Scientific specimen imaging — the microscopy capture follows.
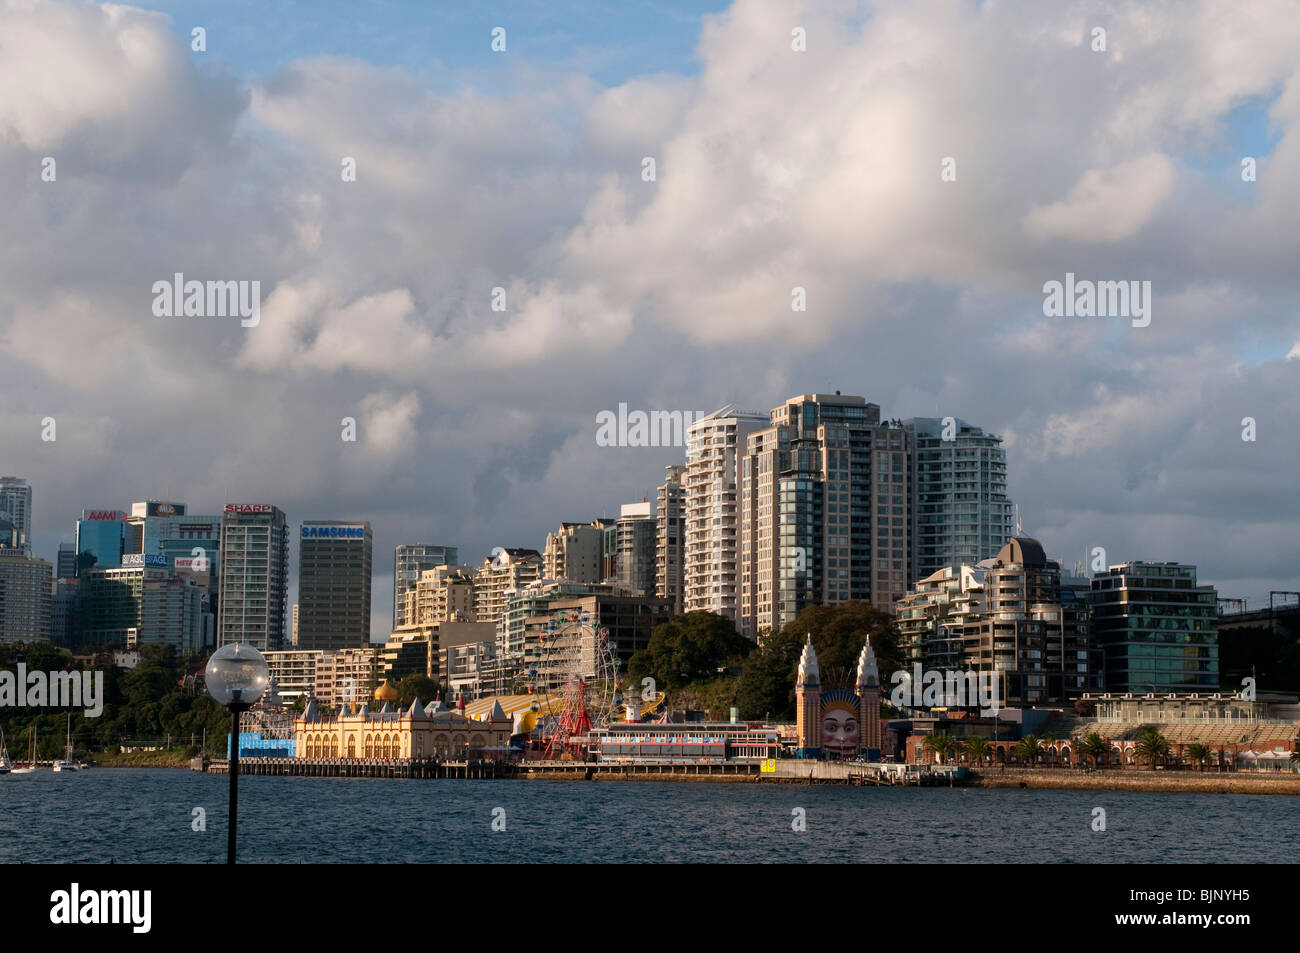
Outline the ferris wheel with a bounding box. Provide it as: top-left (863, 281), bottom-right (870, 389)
top-left (522, 608), bottom-right (623, 757)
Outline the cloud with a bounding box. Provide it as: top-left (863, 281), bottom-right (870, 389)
top-left (4, 0), bottom-right (1300, 634)
top-left (1022, 154), bottom-right (1177, 243)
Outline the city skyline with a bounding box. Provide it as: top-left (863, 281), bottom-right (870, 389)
top-left (3, 377), bottom-right (1288, 645)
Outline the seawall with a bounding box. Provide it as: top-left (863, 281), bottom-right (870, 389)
top-left (971, 768), bottom-right (1300, 795)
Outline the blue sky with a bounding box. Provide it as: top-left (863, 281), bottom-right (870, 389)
top-left (137, 0), bottom-right (731, 87)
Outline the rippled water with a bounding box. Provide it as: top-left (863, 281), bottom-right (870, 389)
top-left (1, 768), bottom-right (1293, 863)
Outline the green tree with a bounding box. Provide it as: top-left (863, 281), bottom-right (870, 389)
top-left (1078, 732), bottom-right (1109, 769)
top-left (735, 600), bottom-right (898, 721)
top-left (1015, 734), bottom-right (1042, 767)
top-left (1134, 725), bottom-right (1170, 770)
top-left (964, 736), bottom-right (990, 767)
top-left (395, 674), bottom-right (443, 707)
top-left (1185, 742), bottom-right (1210, 772)
top-left (922, 733), bottom-right (953, 765)
top-left (626, 612), bottom-right (751, 692)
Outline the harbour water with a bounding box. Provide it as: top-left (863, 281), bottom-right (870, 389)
top-left (2, 768), bottom-right (1293, 863)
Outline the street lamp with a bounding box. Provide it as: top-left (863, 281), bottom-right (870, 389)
top-left (206, 643), bottom-right (269, 864)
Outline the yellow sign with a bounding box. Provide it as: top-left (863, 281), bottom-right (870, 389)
top-left (760, 759), bottom-right (776, 773)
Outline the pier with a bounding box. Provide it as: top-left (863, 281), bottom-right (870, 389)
top-left (194, 756), bottom-right (967, 785)
top-left (519, 760), bottom-right (759, 780)
top-left (203, 758), bottom-right (509, 779)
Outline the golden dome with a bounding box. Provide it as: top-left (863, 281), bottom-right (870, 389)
top-left (374, 679), bottom-right (399, 702)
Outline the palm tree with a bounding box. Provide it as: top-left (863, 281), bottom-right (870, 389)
top-left (1133, 726), bottom-right (1170, 770)
top-left (922, 733), bottom-right (954, 765)
top-left (965, 736), bottom-right (990, 768)
top-left (1185, 743), bottom-right (1210, 772)
top-left (1043, 732), bottom-right (1058, 766)
top-left (1015, 734), bottom-right (1042, 768)
top-left (1079, 732), bottom-right (1109, 769)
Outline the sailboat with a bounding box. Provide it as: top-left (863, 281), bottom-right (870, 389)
top-left (0, 727), bottom-right (12, 773)
top-left (10, 725), bottom-right (38, 773)
top-left (52, 713), bottom-right (77, 772)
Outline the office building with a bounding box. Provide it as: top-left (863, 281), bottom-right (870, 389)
top-left (127, 502), bottom-right (222, 610)
top-left (50, 578), bottom-right (79, 645)
top-left (615, 501), bottom-right (656, 595)
top-left (599, 520), bottom-right (618, 582)
top-left (138, 574), bottom-right (207, 653)
top-left (56, 542), bottom-right (77, 580)
top-left (393, 544), bottom-right (460, 628)
top-left (1089, 561), bottom-right (1219, 693)
top-left (217, 504), bottom-right (289, 650)
top-left (904, 418), bottom-right (1015, 581)
top-left (655, 465), bottom-right (686, 614)
top-left (0, 551), bottom-right (52, 641)
top-left (684, 405), bottom-right (768, 621)
top-left (0, 477), bottom-right (32, 552)
top-left (77, 557), bottom-right (204, 651)
top-left (548, 592), bottom-right (672, 666)
top-left (738, 393), bottom-right (910, 639)
top-left (74, 509), bottom-right (128, 574)
top-left (297, 521), bottom-right (373, 651)
top-left (0, 515), bottom-right (18, 550)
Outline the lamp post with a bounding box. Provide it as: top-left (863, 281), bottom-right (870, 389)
top-left (206, 643), bottom-right (269, 864)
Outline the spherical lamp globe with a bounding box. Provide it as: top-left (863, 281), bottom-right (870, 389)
top-left (206, 643), bottom-right (270, 708)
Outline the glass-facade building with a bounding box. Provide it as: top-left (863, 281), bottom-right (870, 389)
top-left (74, 512), bottom-right (128, 573)
top-left (218, 505), bottom-right (289, 650)
top-left (0, 477), bottom-right (32, 552)
top-left (904, 417), bottom-right (1015, 581)
top-left (1088, 562), bottom-right (1219, 692)
top-left (615, 502), bottom-right (656, 596)
top-left (739, 394), bottom-right (909, 638)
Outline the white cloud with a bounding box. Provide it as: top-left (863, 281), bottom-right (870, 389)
top-left (1022, 154), bottom-right (1177, 243)
top-left (4, 0), bottom-right (1300, 632)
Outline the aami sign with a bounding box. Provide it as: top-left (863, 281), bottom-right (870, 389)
top-left (83, 510), bottom-right (125, 521)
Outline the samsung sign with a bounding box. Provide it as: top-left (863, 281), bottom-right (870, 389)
top-left (121, 554), bottom-right (169, 568)
top-left (302, 525), bottom-right (367, 539)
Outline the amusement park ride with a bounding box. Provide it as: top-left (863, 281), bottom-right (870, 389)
top-left (521, 608), bottom-right (659, 759)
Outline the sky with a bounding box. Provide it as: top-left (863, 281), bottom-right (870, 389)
top-left (2, 0), bottom-right (1299, 638)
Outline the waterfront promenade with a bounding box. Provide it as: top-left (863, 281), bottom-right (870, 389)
top-left (197, 756), bottom-right (1300, 793)
top-left (199, 757), bottom-right (956, 785)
